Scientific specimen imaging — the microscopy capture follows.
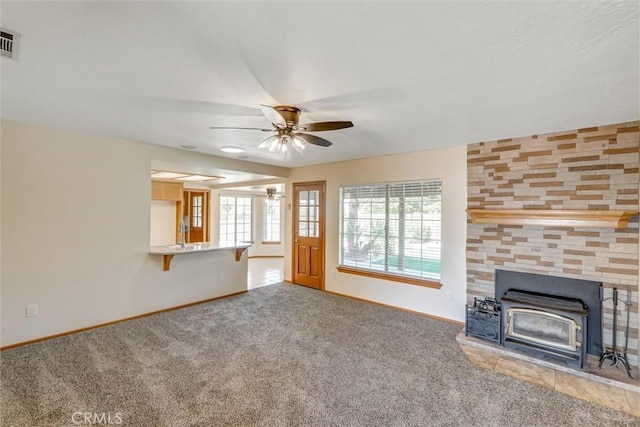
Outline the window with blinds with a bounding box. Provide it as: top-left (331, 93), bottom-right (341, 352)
top-left (339, 179), bottom-right (442, 282)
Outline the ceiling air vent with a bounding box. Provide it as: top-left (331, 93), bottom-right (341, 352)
top-left (1, 30), bottom-right (18, 59)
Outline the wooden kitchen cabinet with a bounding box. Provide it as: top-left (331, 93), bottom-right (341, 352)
top-left (151, 180), bottom-right (183, 201)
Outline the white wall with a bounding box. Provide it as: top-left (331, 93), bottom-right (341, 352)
top-left (150, 200), bottom-right (177, 246)
top-left (0, 120), bottom-right (286, 347)
top-left (249, 196), bottom-right (284, 258)
top-left (210, 189), bottom-right (221, 243)
top-left (285, 145), bottom-right (468, 323)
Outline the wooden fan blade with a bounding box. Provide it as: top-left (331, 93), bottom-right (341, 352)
top-left (298, 121), bottom-right (354, 132)
top-left (210, 126), bottom-right (273, 132)
top-left (260, 105), bottom-right (287, 128)
top-left (295, 133), bottom-right (333, 147)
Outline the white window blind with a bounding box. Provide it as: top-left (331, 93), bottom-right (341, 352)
top-left (339, 179), bottom-right (442, 281)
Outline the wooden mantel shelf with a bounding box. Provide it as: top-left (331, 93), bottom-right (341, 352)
top-left (466, 209), bottom-right (639, 229)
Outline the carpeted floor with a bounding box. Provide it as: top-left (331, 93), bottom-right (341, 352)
top-left (1, 283), bottom-right (639, 426)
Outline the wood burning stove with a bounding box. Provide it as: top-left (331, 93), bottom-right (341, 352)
top-left (494, 270), bottom-right (602, 369)
top-left (501, 290), bottom-right (588, 368)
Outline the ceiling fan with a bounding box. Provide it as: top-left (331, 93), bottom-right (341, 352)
top-left (210, 105), bottom-right (353, 155)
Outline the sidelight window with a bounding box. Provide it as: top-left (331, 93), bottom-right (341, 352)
top-left (192, 195), bottom-right (203, 228)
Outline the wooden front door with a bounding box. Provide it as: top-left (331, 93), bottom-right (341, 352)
top-left (293, 182), bottom-right (325, 290)
top-left (183, 190), bottom-right (209, 243)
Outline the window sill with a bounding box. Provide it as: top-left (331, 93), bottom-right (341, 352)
top-left (336, 266), bottom-right (442, 289)
top-left (261, 241), bottom-right (282, 245)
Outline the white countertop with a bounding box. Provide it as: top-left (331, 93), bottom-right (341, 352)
top-left (149, 241), bottom-right (252, 255)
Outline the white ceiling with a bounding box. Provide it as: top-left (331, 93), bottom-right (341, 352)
top-left (2, 1), bottom-right (638, 170)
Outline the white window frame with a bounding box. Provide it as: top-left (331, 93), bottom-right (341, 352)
top-left (262, 199), bottom-right (281, 243)
top-left (220, 195), bottom-right (252, 243)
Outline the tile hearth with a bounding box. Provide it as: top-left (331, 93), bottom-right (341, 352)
top-left (457, 331), bottom-right (640, 418)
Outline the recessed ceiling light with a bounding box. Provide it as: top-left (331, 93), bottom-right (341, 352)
top-left (220, 146), bottom-right (245, 154)
top-left (180, 145), bottom-right (197, 150)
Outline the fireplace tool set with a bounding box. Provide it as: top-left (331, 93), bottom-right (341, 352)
top-left (599, 288), bottom-right (634, 379)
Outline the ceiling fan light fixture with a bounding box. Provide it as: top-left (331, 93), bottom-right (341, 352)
top-left (261, 134), bottom-right (302, 158)
top-left (265, 187), bottom-right (280, 206)
top-left (258, 135), bottom-right (276, 149)
top-left (232, 104), bottom-right (352, 158)
top-left (279, 140), bottom-right (290, 155)
top-left (267, 137), bottom-right (281, 152)
top-left (292, 136), bottom-right (307, 153)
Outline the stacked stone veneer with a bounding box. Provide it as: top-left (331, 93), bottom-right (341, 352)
top-left (466, 121), bottom-right (639, 366)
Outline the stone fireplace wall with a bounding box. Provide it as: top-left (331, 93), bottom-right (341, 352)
top-left (466, 121), bottom-right (639, 365)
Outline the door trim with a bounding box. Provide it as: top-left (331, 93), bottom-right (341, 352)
top-left (292, 181), bottom-right (326, 290)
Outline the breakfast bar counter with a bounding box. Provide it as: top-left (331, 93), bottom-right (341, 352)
top-left (149, 242), bottom-right (251, 271)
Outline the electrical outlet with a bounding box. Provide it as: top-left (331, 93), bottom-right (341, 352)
top-left (26, 304), bottom-right (38, 318)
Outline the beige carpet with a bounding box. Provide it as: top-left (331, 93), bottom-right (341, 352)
top-left (2, 283), bottom-right (638, 426)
